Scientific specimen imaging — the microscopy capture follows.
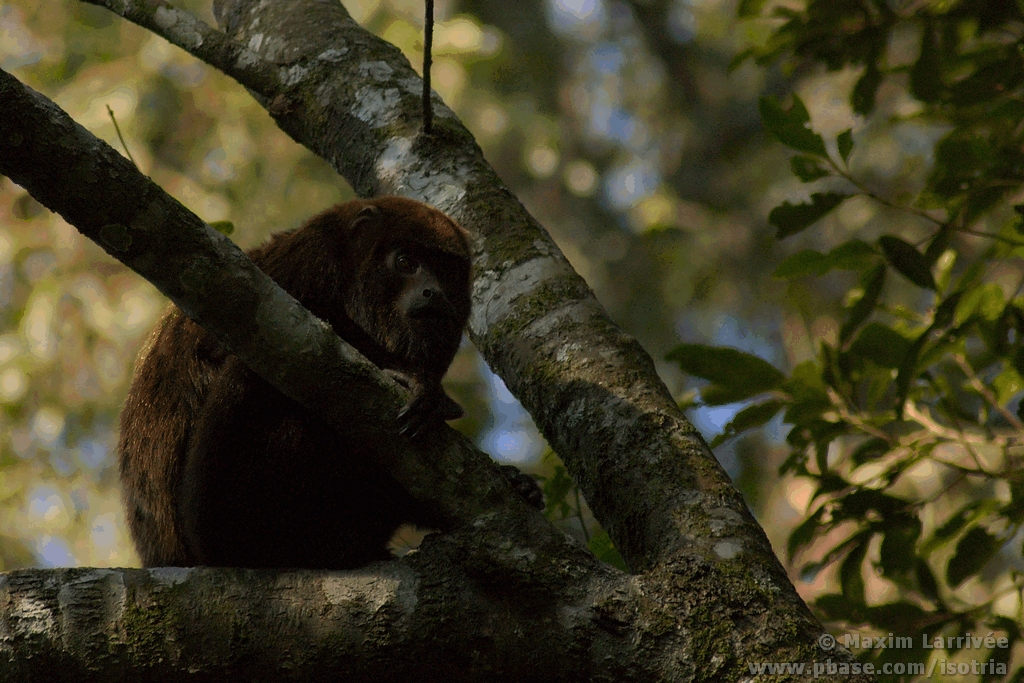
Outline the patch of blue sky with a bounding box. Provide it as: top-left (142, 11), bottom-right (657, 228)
top-left (478, 361), bottom-right (543, 465)
top-left (668, 0), bottom-right (697, 43)
top-left (76, 438), bottom-right (109, 471)
top-left (604, 156), bottom-right (660, 210)
top-left (547, 0), bottom-right (608, 40)
top-left (37, 536), bottom-right (75, 568)
top-left (589, 102), bottom-right (638, 144)
top-left (689, 315), bottom-right (788, 449)
top-left (589, 42), bottom-right (625, 75)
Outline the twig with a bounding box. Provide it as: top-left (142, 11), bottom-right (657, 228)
top-left (826, 157), bottom-right (946, 228)
top-left (825, 387), bottom-right (895, 444)
top-left (106, 105), bottom-right (136, 166)
top-left (574, 486), bottom-right (590, 544)
top-left (952, 353), bottom-right (1024, 430)
top-left (422, 0), bottom-right (434, 134)
top-left (961, 228), bottom-right (1024, 247)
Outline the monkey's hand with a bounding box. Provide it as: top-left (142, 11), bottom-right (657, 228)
top-left (386, 370), bottom-right (463, 437)
top-left (499, 464), bottom-right (545, 510)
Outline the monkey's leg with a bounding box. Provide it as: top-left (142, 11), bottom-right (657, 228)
top-left (179, 358), bottom-right (423, 568)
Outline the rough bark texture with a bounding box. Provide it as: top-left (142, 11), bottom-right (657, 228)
top-left (0, 0), bottom-right (877, 679)
top-left (0, 529), bottom-right (635, 683)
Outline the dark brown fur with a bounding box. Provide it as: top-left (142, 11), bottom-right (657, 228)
top-left (119, 197), bottom-right (475, 568)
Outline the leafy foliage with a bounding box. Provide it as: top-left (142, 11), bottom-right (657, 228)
top-left (672, 2), bottom-right (1024, 679)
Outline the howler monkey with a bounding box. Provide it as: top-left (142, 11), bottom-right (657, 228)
top-left (118, 197), bottom-right (540, 569)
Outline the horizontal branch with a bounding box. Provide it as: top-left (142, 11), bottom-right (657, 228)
top-left (0, 550), bottom-right (632, 682)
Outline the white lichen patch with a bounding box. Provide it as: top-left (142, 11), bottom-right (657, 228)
top-left (359, 60), bottom-right (394, 81)
top-left (398, 77), bottom-right (457, 121)
top-left (149, 566), bottom-right (193, 586)
top-left (470, 256), bottom-right (568, 334)
top-left (237, 50), bottom-right (264, 71)
top-left (373, 138), bottom-right (472, 208)
top-left (714, 539), bottom-right (743, 560)
top-left (519, 298), bottom-right (599, 343)
top-left (315, 81), bottom-right (337, 108)
top-left (317, 47), bottom-right (349, 62)
top-left (321, 565), bottom-right (417, 615)
top-left (248, 33), bottom-right (265, 52)
top-left (282, 64), bottom-right (310, 87)
top-left (59, 569), bottom-right (127, 630)
top-left (154, 7), bottom-right (203, 49)
top-left (557, 603), bottom-right (592, 631)
top-left (352, 86), bottom-right (402, 127)
top-left (252, 288), bottom-right (326, 369)
top-left (556, 342), bottom-right (583, 363)
top-left (12, 596), bottom-right (55, 636)
top-left (153, 6), bottom-right (178, 29)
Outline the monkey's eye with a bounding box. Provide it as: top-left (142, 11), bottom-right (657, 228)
top-left (393, 252), bottom-right (418, 275)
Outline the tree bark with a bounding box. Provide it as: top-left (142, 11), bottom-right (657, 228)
top-left (0, 0), bottom-right (873, 679)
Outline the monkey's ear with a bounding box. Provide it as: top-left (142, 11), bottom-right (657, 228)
top-left (311, 201), bottom-right (380, 237)
top-left (347, 203), bottom-right (380, 230)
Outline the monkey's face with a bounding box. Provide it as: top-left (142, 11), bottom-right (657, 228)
top-left (339, 201), bottom-right (472, 372)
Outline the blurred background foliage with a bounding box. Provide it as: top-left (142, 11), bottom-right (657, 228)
top-left (3, 0), bottom-right (1024, 679)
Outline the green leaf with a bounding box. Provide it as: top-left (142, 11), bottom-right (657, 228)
top-left (851, 437), bottom-right (889, 467)
top-left (710, 400), bottom-right (786, 448)
top-left (769, 192), bottom-right (848, 239)
top-left (932, 291), bottom-right (963, 329)
top-left (840, 263), bottom-right (886, 344)
top-left (895, 331), bottom-right (929, 418)
top-left (879, 514), bottom-right (922, 576)
top-left (837, 129), bottom-right (853, 163)
top-left (878, 235), bottom-right (937, 290)
top-left (863, 602), bottom-right (926, 632)
top-left (759, 96), bottom-right (828, 157)
top-left (852, 64), bottom-right (882, 115)
top-left (208, 220), bottom-right (235, 235)
top-left (814, 594), bottom-right (857, 621)
top-left (950, 56), bottom-right (1024, 105)
top-left (915, 560), bottom-right (939, 602)
top-left (910, 19), bottom-right (942, 103)
top-left (924, 224), bottom-right (955, 265)
top-left (955, 283), bottom-right (1006, 325)
top-left (927, 501), bottom-right (987, 549)
top-left (700, 383), bottom-right (769, 406)
top-left (826, 240), bottom-right (877, 270)
top-left (774, 240), bottom-right (876, 279)
top-left (788, 507), bottom-right (826, 559)
top-left (847, 322), bottom-right (911, 368)
top-left (946, 526), bottom-right (1002, 587)
top-left (666, 344), bottom-right (785, 395)
top-left (790, 155), bottom-right (830, 182)
top-left (727, 48), bottom-right (754, 73)
top-left (737, 0), bottom-right (766, 17)
top-left (774, 250), bottom-right (828, 279)
top-left (840, 536), bottom-right (869, 606)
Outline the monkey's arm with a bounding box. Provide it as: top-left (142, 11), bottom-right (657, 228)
top-left (385, 370), bottom-right (463, 436)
